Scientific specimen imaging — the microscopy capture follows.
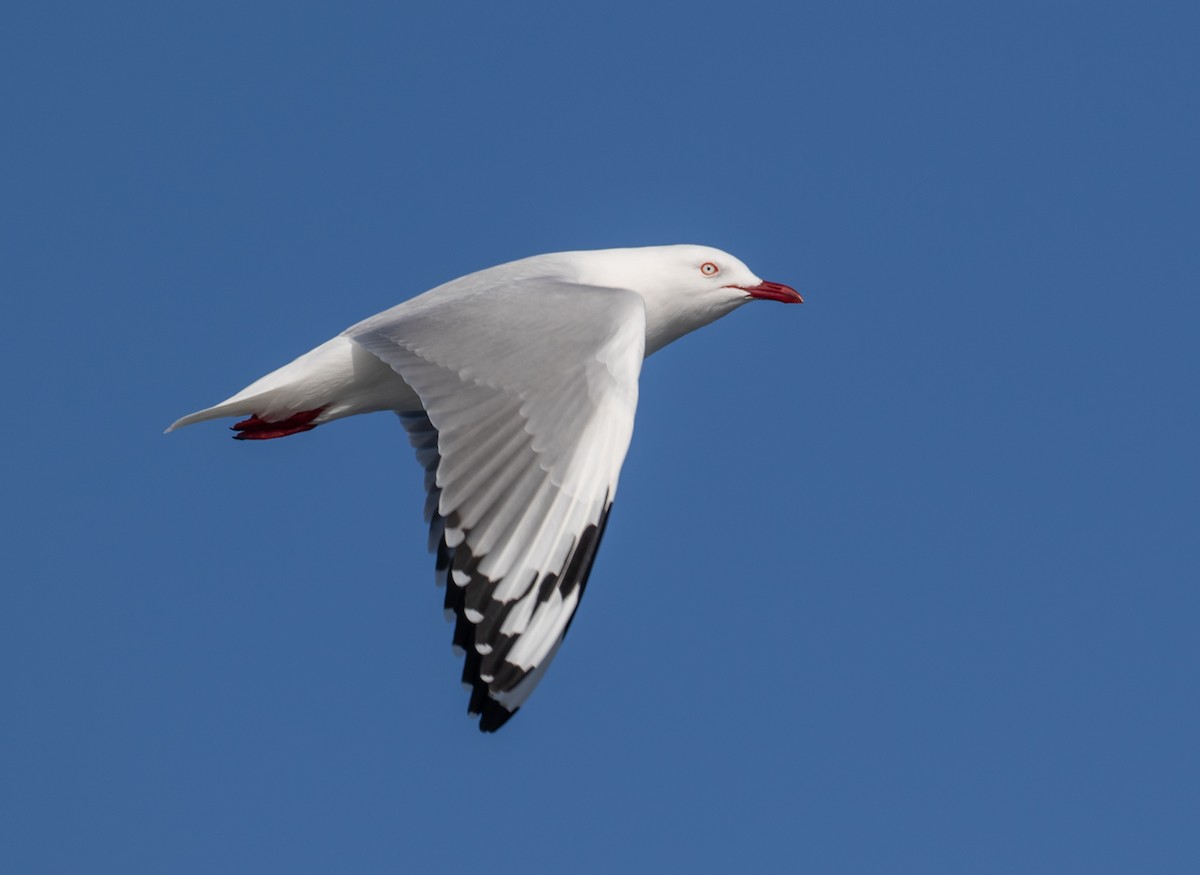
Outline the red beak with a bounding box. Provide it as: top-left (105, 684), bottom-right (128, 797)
top-left (736, 281), bottom-right (804, 304)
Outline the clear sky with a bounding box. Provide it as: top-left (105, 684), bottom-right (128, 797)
top-left (3, 2), bottom-right (1198, 873)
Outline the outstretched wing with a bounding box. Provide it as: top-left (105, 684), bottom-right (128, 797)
top-left (347, 279), bottom-right (645, 731)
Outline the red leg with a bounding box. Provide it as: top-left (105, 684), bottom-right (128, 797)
top-left (231, 407), bottom-right (326, 440)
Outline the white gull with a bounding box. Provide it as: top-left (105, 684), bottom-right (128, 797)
top-left (168, 244), bottom-right (802, 731)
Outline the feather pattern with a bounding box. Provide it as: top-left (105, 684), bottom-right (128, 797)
top-left (350, 278), bottom-right (644, 731)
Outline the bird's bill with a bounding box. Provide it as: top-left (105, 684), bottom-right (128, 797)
top-left (736, 281), bottom-right (804, 304)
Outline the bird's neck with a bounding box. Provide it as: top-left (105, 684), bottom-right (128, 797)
top-left (642, 294), bottom-right (746, 357)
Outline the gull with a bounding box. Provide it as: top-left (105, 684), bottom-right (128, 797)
top-left (168, 244), bottom-right (802, 731)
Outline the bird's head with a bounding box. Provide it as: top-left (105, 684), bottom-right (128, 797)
top-left (566, 244), bottom-right (802, 355)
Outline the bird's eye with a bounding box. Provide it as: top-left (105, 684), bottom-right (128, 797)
top-left (700, 262), bottom-right (719, 276)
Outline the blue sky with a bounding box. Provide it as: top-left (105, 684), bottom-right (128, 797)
top-left (3, 2), bottom-right (1198, 872)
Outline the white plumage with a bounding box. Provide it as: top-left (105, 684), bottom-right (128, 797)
top-left (168, 244), bottom-right (801, 731)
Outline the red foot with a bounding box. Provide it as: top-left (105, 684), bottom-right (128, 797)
top-left (231, 407), bottom-right (326, 440)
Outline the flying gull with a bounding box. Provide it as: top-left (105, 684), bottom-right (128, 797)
top-left (168, 244), bottom-right (803, 731)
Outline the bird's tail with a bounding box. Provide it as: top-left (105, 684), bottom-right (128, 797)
top-left (168, 400), bottom-right (327, 440)
top-left (165, 394), bottom-right (268, 432)
top-left (164, 337), bottom-right (351, 439)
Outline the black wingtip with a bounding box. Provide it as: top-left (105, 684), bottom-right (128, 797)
top-left (478, 701), bottom-right (518, 733)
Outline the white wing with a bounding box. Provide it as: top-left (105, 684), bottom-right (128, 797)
top-left (347, 277), bottom-right (645, 731)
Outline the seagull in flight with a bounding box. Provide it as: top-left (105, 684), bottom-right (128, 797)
top-left (168, 244), bottom-right (802, 731)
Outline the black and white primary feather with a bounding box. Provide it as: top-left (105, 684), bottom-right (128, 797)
top-left (168, 245), bottom-right (802, 731)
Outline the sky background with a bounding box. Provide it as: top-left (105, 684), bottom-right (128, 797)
top-left (3, 2), bottom-right (1198, 872)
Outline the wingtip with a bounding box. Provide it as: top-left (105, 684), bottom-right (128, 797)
top-left (477, 701), bottom-right (518, 733)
